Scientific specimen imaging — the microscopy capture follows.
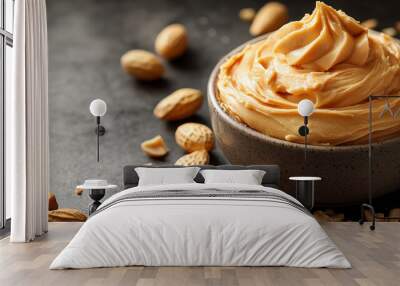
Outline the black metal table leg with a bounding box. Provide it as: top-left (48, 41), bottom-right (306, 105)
top-left (359, 203), bottom-right (376, 231)
top-left (296, 180), bottom-right (315, 211)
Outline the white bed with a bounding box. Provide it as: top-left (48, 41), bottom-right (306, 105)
top-left (50, 181), bottom-right (350, 269)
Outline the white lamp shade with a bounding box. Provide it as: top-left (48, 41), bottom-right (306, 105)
top-left (298, 99), bottom-right (314, 117)
top-left (90, 99), bottom-right (107, 117)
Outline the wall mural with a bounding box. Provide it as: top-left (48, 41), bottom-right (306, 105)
top-left (47, 0), bottom-right (400, 222)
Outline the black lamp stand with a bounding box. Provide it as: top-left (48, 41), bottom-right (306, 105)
top-left (95, 116), bottom-right (106, 162)
top-left (295, 116), bottom-right (318, 210)
top-left (358, 95), bottom-right (400, 230)
top-left (359, 95), bottom-right (376, 230)
top-left (298, 116), bottom-right (310, 164)
top-left (359, 95), bottom-right (400, 230)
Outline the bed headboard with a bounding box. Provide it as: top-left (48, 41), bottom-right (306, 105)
top-left (123, 165), bottom-right (280, 189)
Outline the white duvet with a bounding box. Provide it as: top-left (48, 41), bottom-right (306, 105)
top-left (50, 183), bottom-right (350, 269)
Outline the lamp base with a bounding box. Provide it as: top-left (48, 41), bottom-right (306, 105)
top-left (298, 125), bottom-right (309, 136)
top-left (95, 125), bottom-right (106, 136)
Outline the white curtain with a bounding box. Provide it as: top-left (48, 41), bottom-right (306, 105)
top-left (7, 0), bottom-right (49, 242)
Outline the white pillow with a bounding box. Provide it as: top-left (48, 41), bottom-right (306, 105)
top-left (135, 167), bottom-right (200, 186)
top-left (200, 169), bottom-right (266, 185)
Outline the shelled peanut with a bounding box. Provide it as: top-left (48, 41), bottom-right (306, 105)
top-left (141, 135), bottom-right (169, 158)
top-left (155, 24), bottom-right (188, 60)
top-left (239, 8), bottom-right (256, 22)
top-left (120, 49), bottom-right (164, 80)
top-left (154, 88), bottom-right (203, 121)
top-left (250, 2), bottom-right (288, 36)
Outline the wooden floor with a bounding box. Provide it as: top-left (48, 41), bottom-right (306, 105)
top-left (0, 222), bottom-right (399, 286)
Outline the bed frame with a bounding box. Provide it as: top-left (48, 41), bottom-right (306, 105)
top-left (123, 165), bottom-right (280, 189)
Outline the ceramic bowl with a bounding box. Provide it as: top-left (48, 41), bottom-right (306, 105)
top-left (207, 35), bottom-right (400, 206)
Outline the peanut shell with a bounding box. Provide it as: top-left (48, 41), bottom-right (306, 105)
top-left (155, 24), bottom-right (188, 60)
top-left (175, 150), bottom-right (209, 166)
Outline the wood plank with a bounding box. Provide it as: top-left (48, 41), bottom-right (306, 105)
top-left (0, 222), bottom-right (399, 286)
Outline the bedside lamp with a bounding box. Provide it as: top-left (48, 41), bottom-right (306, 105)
top-left (297, 99), bottom-right (314, 162)
top-left (89, 99), bottom-right (107, 162)
top-left (291, 100), bottom-right (319, 211)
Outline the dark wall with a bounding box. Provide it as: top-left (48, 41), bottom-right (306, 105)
top-left (47, 0), bottom-right (400, 212)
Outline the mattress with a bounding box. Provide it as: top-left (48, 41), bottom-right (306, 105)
top-left (50, 183), bottom-right (350, 269)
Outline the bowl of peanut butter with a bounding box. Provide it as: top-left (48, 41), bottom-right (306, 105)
top-left (208, 1), bottom-right (400, 206)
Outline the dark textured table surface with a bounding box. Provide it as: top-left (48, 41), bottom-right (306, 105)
top-left (47, 0), bottom-right (400, 211)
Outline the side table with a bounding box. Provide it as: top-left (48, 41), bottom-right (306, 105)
top-left (77, 180), bottom-right (117, 215)
top-left (289, 176), bottom-right (321, 210)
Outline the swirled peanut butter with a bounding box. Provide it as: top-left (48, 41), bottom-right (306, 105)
top-left (217, 1), bottom-right (400, 145)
